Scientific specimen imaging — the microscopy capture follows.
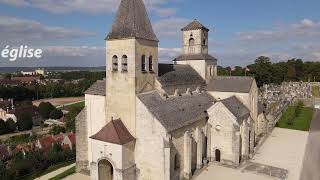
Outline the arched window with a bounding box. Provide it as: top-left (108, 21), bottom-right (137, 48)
top-left (189, 38), bottom-right (195, 54)
top-left (174, 154), bottom-right (180, 170)
top-left (112, 55), bottom-right (118, 72)
top-left (141, 55), bottom-right (147, 72)
top-left (189, 38), bottom-right (195, 46)
top-left (122, 55), bottom-right (128, 72)
top-left (149, 56), bottom-right (153, 72)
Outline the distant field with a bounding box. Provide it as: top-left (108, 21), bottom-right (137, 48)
top-left (33, 97), bottom-right (84, 107)
top-left (277, 106), bottom-right (314, 131)
top-left (312, 86), bottom-right (320, 97)
top-left (60, 101), bottom-right (85, 110)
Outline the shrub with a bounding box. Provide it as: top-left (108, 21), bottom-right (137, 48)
top-left (50, 126), bottom-right (66, 135)
top-left (38, 102), bottom-right (55, 119)
top-left (49, 109), bottom-right (63, 120)
top-left (0, 119), bottom-right (8, 135)
top-left (16, 112), bottom-right (33, 131)
top-left (6, 118), bottom-right (17, 133)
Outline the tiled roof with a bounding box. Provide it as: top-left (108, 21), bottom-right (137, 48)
top-left (207, 76), bottom-right (254, 93)
top-left (157, 64), bottom-right (206, 87)
top-left (221, 96), bottom-right (250, 124)
top-left (181, 20), bottom-right (209, 31)
top-left (106, 0), bottom-right (158, 42)
top-left (174, 54), bottom-right (217, 61)
top-left (85, 80), bottom-right (106, 96)
top-left (68, 133), bottom-right (76, 145)
top-left (90, 119), bottom-right (135, 145)
top-left (138, 91), bottom-right (215, 132)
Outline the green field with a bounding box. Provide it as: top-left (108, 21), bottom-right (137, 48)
top-left (277, 106), bottom-right (314, 131)
top-left (312, 86), bottom-right (320, 97)
top-left (49, 166), bottom-right (76, 180)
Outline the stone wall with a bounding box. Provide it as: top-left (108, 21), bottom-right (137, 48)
top-left (76, 107), bottom-right (89, 173)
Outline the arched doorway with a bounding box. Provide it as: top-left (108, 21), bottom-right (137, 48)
top-left (98, 159), bottom-right (113, 180)
top-left (215, 149), bottom-right (221, 162)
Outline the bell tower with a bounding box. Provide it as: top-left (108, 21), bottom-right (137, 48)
top-left (175, 20), bottom-right (218, 82)
top-left (105, 0), bottom-right (159, 136)
top-left (182, 19), bottom-right (209, 55)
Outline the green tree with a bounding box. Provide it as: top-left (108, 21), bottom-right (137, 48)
top-left (16, 113), bottom-right (33, 131)
top-left (38, 102), bottom-right (55, 119)
top-left (49, 109), bottom-right (63, 120)
top-left (251, 56), bottom-right (273, 87)
top-left (5, 118), bottom-right (17, 133)
top-left (50, 125), bottom-right (66, 135)
top-left (65, 106), bottom-right (83, 132)
top-left (0, 119), bottom-right (8, 135)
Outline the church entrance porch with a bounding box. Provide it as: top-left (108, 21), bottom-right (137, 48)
top-left (98, 159), bottom-right (113, 180)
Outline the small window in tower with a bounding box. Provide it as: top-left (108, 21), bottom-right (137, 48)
top-left (149, 56), bottom-right (153, 72)
top-left (189, 38), bottom-right (195, 46)
top-left (122, 55), bottom-right (128, 72)
top-left (112, 55), bottom-right (118, 72)
top-left (203, 39), bottom-right (206, 45)
top-left (141, 55), bottom-right (147, 72)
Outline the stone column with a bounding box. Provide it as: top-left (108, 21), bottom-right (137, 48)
top-left (90, 162), bottom-right (98, 180)
top-left (250, 128), bottom-right (255, 156)
top-left (184, 131), bottom-right (192, 179)
top-left (164, 147), bottom-right (171, 180)
top-left (241, 121), bottom-right (249, 160)
top-left (196, 127), bottom-right (203, 169)
top-left (206, 125), bottom-right (212, 161)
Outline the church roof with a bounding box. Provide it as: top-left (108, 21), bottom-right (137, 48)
top-left (106, 0), bottom-right (158, 42)
top-left (138, 91), bottom-right (215, 132)
top-left (85, 80), bottom-right (106, 96)
top-left (181, 20), bottom-right (209, 31)
top-left (174, 54), bottom-right (217, 61)
top-left (90, 119), bottom-right (135, 145)
top-left (157, 64), bottom-right (206, 87)
top-left (221, 96), bottom-right (250, 124)
top-left (207, 76), bottom-right (254, 93)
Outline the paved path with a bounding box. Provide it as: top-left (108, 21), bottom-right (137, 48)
top-left (64, 173), bottom-right (90, 180)
top-left (300, 109), bottom-right (320, 180)
top-left (34, 163), bottom-right (75, 180)
top-left (251, 128), bottom-right (308, 180)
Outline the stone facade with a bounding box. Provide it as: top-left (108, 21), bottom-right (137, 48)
top-left (75, 0), bottom-right (262, 179)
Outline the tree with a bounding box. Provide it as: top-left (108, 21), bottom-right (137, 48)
top-left (50, 125), bottom-right (66, 135)
top-left (251, 56), bottom-right (273, 87)
top-left (5, 118), bottom-right (17, 133)
top-left (65, 106), bottom-right (83, 132)
top-left (49, 109), bottom-right (63, 120)
top-left (0, 119), bottom-right (8, 135)
top-left (16, 113), bottom-right (33, 131)
top-left (38, 102), bottom-right (55, 119)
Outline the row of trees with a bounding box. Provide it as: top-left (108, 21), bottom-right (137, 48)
top-left (218, 56), bottom-right (320, 87)
top-left (0, 71), bottom-right (105, 102)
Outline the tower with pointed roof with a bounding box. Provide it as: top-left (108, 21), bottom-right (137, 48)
top-left (105, 0), bottom-right (159, 136)
top-left (174, 20), bottom-right (218, 82)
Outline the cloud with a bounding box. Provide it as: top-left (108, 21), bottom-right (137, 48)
top-left (159, 47), bottom-right (181, 63)
top-left (0, 16), bottom-right (95, 44)
top-left (154, 17), bottom-right (190, 38)
top-left (0, 0), bottom-right (180, 17)
top-left (237, 19), bottom-right (320, 42)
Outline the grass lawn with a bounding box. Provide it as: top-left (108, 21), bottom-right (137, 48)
top-left (277, 106), bottom-right (314, 131)
top-left (312, 86), bottom-right (320, 97)
top-left (49, 166), bottom-right (76, 180)
top-left (59, 101), bottom-right (85, 110)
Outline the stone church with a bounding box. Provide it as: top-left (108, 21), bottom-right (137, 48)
top-left (76, 0), bottom-right (262, 179)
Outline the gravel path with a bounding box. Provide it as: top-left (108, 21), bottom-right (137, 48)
top-left (34, 163), bottom-right (75, 180)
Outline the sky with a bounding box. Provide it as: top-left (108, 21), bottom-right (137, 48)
top-left (0, 0), bottom-right (320, 67)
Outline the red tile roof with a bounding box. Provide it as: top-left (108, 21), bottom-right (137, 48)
top-left (68, 133), bottom-right (76, 145)
top-left (39, 136), bottom-right (55, 150)
top-left (90, 119), bottom-right (135, 145)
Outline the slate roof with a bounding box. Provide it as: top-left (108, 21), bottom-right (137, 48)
top-left (90, 119), bottom-right (135, 145)
top-left (174, 54), bottom-right (217, 61)
top-left (221, 96), bottom-right (250, 124)
top-left (157, 64), bottom-right (206, 87)
top-left (138, 91), bottom-right (215, 132)
top-left (207, 76), bottom-right (254, 93)
top-left (85, 80), bottom-right (106, 96)
top-left (181, 20), bottom-right (209, 31)
top-left (106, 0), bottom-right (158, 42)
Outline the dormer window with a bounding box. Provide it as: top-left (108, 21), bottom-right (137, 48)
top-left (112, 55), bottom-right (118, 72)
top-left (122, 55), bottom-right (128, 72)
top-left (149, 56), bottom-right (153, 72)
top-left (141, 55), bottom-right (147, 72)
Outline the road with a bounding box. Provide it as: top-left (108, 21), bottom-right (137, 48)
top-left (300, 109), bottom-right (320, 180)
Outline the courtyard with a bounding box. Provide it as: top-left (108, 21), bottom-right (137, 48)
top-left (194, 128), bottom-right (308, 180)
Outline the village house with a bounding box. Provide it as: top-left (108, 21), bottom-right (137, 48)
top-left (75, 0), bottom-right (266, 179)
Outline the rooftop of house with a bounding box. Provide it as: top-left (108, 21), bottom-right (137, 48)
top-left (181, 19), bottom-right (210, 31)
top-left (220, 96), bottom-right (250, 124)
top-left (207, 76), bottom-right (254, 93)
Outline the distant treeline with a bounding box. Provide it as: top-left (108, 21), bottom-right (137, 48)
top-left (0, 71), bottom-right (105, 101)
top-left (218, 56), bottom-right (320, 87)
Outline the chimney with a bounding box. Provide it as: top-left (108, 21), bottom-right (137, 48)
top-left (174, 89), bottom-right (181, 97)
